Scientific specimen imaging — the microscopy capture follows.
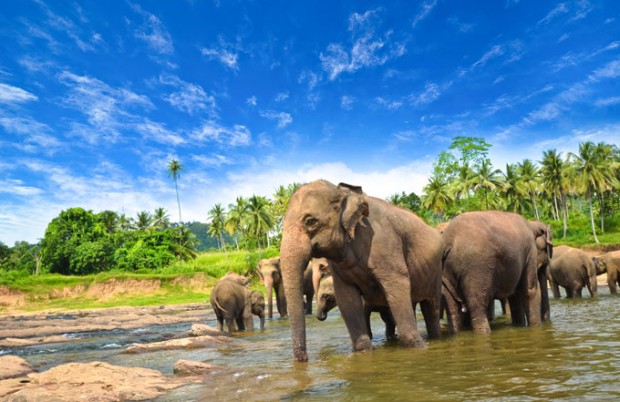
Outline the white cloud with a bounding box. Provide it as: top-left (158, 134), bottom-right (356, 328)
top-left (201, 47), bottom-right (239, 70)
top-left (246, 96), bottom-right (257, 106)
top-left (471, 45), bottom-right (504, 70)
top-left (538, 3), bottom-right (569, 25)
top-left (274, 91), bottom-right (289, 102)
top-left (375, 96), bottom-right (402, 110)
top-left (260, 110), bottom-right (293, 128)
top-left (191, 154), bottom-right (232, 167)
top-left (412, 0), bottom-right (438, 27)
top-left (130, 3), bottom-right (174, 55)
top-left (159, 74), bottom-right (216, 115)
top-left (410, 82), bottom-right (441, 106)
top-left (135, 120), bottom-right (186, 145)
top-left (0, 179), bottom-right (44, 196)
top-left (340, 95), bottom-right (356, 110)
top-left (191, 121), bottom-right (251, 146)
top-left (0, 83), bottom-right (38, 103)
top-left (595, 96), bottom-right (620, 107)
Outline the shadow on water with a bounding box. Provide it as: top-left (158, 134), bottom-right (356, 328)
top-left (4, 288), bottom-right (620, 401)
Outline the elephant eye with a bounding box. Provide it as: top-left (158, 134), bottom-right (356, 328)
top-left (304, 216), bottom-right (319, 228)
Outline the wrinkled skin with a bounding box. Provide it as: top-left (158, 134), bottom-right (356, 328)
top-left (593, 250), bottom-right (620, 294)
top-left (210, 277), bottom-right (265, 332)
top-left (258, 257), bottom-right (287, 319)
top-left (441, 212), bottom-right (553, 335)
top-left (316, 275), bottom-right (396, 340)
top-left (549, 245), bottom-right (598, 298)
top-left (280, 180), bottom-right (443, 362)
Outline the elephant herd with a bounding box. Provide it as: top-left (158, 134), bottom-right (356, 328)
top-left (210, 179), bottom-right (620, 363)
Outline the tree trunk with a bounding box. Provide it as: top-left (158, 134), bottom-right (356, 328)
top-left (588, 188), bottom-right (600, 244)
top-left (561, 191), bottom-right (568, 239)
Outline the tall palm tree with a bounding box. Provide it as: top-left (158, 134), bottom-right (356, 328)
top-left (207, 203), bottom-right (227, 252)
top-left (172, 227), bottom-right (198, 261)
top-left (448, 162), bottom-right (474, 205)
top-left (225, 197), bottom-right (249, 251)
top-left (117, 213), bottom-right (133, 232)
top-left (470, 159), bottom-right (502, 210)
top-left (500, 163), bottom-right (523, 213)
top-left (517, 159), bottom-right (541, 220)
top-left (247, 195), bottom-right (274, 257)
top-left (167, 159), bottom-right (184, 224)
top-left (422, 176), bottom-right (453, 216)
top-left (569, 141), bottom-right (616, 243)
top-left (593, 142), bottom-right (620, 232)
top-left (135, 211), bottom-right (153, 231)
top-left (540, 150), bottom-right (570, 238)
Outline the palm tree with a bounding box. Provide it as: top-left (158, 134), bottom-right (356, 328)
top-left (470, 159), bottom-right (502, 210)
top-left (152, 207), bottom-right (170, 231)
top-left (500, 163), bottom-right (523, 213)
top-left (172, 227), bottom-right (198, 261)
top-left (540, 150), bottom-right (570, 238)
top-left (247, 195), bottom-right (274, 257)
top-left (117, 213), bottom-right (133, 232)
top-left (207, 203), bottom-right (227, 252)
top-left (569, 141), bottom-right (617, 243)
top-left (225, 197), bottom-right (249, 251)
top-left (448, 162), bottom-right (474, 205)
top-left (167, 159), bottom-right (184, 224)
top-left (422, 176), bottom-right (453, 216)
top-left (135, 211), bottom-right (153, 231)
top-left (517, 159), bottom-right (541, 220)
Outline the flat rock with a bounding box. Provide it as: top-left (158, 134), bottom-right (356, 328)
top-left (1, 361), bottom-right (195, 401)
top-left (123, 335), bottom-right (234, 354)
top-left (189, 323), bottom-right (228, 337)
top-left (173, 359), bottom-right (227, 376)
top-left (0, 356), bottom-right (35, 380)
top-left (0, 335), bottom-right (73, 348)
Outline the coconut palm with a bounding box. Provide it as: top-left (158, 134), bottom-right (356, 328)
top-left (247, 195), bottom-right (274, 256)
top-left (207, 203), bottom-right (227, 252)
top-left (172, 226), bottom-right (198, 260)
top-left (135, 211), bottom-right (153, 231)
top-left (540, 150), bottom-right (570, 237)
top-left (517, 159), bottom-right (541, 220)
top-left (422, 176), bottom-right (453, 216)
top-left (167, 159), bottom-right (184, 224)
top-left (152, 207), bottom-right (170, 231)
top-left (470, 159), bottom-right (502, 210)
top-left (225, 197), bottom-right (249, 251)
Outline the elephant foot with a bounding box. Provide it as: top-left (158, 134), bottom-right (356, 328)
top-left (352, 335), bottom-right (372, 352)
top-left (401, 333), bottom-right (427, 349)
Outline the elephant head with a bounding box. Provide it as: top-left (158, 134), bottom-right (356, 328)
top-left (309, 257), bottom-right (331, 303)
top-left (593, 257), bottom-right (607, 275)
top-left (246, 289), bottom-right (266, 330)
top-left (315, 275), bottom-right (336, 321)
top-left (280, 180), bottom-right (368, 362)
top-left (257, 257), bottom-right (285, 319)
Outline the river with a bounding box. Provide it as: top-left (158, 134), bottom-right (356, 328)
top-left (3, 287), bottom-right (620, 401)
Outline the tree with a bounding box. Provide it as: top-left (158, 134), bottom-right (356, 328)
top-left (470, 159), bottom-right (502, 210)
top-left (207, 203), bottom-right (227, 252)
top-left (387, 192), bottom-right (421, 212)
top-left (247, 195), bottom-right (274, 256)
top-left (540, 150), bottom-right (570, 238)
top-left (225, 197), bottom-right (249, 251)
top-left (167, 159), bottom-right (184, 224)
top-left (135, 211), bottom-right (153, 231)
top-left (153, 208), bottom-right (171, 230)
top-left (517, 159), bottom-right (541, 220)
top-left (422, 176), bottom-right (453, 216)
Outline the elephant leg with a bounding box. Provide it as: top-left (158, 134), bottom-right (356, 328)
top-left (215, 316), bottom-right (224, 332)
top-left (565, 287), bottom-right (573, 298)
top-left (574, 287), bottom-right (583, 298)
top-left (551, 280), bottom-right (561, 298)
top-left (332, 274), bottom-right (372, 352)
top-left (442, 293), bottom-right (461, 334)
top-left (461, 286), bottom-right (491, 333)
top-left (364, 306), bottom-right (373, 340)
top-left (508, 294), bottom-right (526, 327)
top-left (419, 299), bottom-right (441, 339)
top-left (487, 300), bottom-right (496, 321)
top-left (380, 310), bottom-right (396, 340)
top-left (226, 318), bottom-right (237, 333)
top-left (609, 274), bottom-right (618, 294)
top-left (382, 279), bottom-right (425, 348)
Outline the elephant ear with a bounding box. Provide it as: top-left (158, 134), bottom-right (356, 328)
top-left (338, 183), bottom-right (369, 240)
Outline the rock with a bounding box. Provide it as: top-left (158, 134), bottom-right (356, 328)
top-left (173, 359), bottom-right (226, 376)
top-left (0, 356), bottom-right (35, 380)
top-left (189, 323), bottom-right (228, 337)
top-left (123, 335), bottom-right (234, 354)
top-left (0, 335), bottom-right (73, 348)
top-left (2, 361), bottom-right (194, 401)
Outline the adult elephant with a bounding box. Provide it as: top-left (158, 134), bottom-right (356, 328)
top-left (280, 180), bottom-right (443, 362)
top-left (441, 211), bottom-right (553, 334)
top-left (257, 257), bottom-right (287, 319)
top-left (593, 250), bottom-right (620, 294)
top-left (548, 245), bottom-right (598, 298)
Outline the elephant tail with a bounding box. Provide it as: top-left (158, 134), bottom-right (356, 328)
top-left (211, 296), bottom-right (230, 315)
top-left (441, 245), bottom-right (468, 313)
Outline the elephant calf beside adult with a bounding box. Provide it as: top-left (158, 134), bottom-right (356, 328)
top-left (593, 250), bottom-right (620, 294)
top-left (280, 180), bottom-right (443, 362)
top-left (210, 275), bottom-right (266, 332)
top-left (548, 245), bottom-right (598, 298)
top-left (441, 211), bottom-right (553, 334)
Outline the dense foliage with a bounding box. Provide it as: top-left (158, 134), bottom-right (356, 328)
top-left (1, 138), bottom-right (618, 278)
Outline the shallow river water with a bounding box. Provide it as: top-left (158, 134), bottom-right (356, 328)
top-left (5, 287), bottom-right (620, 401)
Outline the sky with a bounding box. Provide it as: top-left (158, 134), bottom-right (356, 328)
top-left (1, 0), bottom-right (619, 245)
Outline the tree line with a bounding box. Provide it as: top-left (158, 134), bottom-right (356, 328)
top-left (1, 137), bottom-right (618, 277)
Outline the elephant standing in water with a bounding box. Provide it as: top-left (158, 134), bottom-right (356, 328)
top-left (593, 250), bottom-right (620, 294)
top-left (548, 245), bottom-right (598, 298)
top-left (210, 276), bottom-right (265, 332)
top-left (316, 275), bottom-right (396, 340)
top-left (280, 180), bottom-right (443, 362)
top-left (257, 257), bottom-right (287, 319)
top-left (441, 212), bottom-right (553, 334)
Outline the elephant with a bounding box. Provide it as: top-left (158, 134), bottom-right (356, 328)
top-left (548, 245), bottom-right (598, 298)
top-left (280, 180), bottom-right (443, 362)
top-left (210, 276), bottom-right (265, 332)
top-left (593, 250), bottom-right (620, 294)
top-left (441, 211), bottom-right (553, 335)
top-left (257, 257), bottom-right (287, 319)
top-left (316, 275), bottom-right (396, 340)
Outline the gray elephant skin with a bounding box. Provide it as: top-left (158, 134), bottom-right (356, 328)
top-left (593, 250), bottom-right (620, 294)
top-left (316, 275), bottom-right (396, 340)
top-left (280, 180), bottom-right (443, 362)
top-left (441, 211), bottom-right (553, 334)
top-left (257, 257), bottom-right (287, 319)
top-left (548, 245), bottom-right (598, 298)
top-left (210, 276), bottom-right (265, 332)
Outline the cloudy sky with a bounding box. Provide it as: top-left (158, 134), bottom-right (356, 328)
top-left (1, 0), bottom-right (619, 245)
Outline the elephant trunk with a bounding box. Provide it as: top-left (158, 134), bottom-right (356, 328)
top-left (280, 222), bottom-right (311, 362)
top-left (316, 308), bottom-right (327, 321)
top-left (265, 279), bottom-right (274, 319)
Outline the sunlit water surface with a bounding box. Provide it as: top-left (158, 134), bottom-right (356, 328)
top-left (4, 288), bottom-right (620, 401)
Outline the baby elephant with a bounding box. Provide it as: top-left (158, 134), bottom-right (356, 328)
top-left (315, 275), bottom-right (396, 340)
top-left (549, 245), bottom-right (598, 298)
top-left (593, 250), bottom-right (620, 294)
top-left (210, 275), bottom-right (265, 332)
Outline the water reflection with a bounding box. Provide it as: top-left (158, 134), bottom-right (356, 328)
top-left (4, 287), bottom-right (620, 401)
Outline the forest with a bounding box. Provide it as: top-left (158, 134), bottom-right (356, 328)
top-left (1, 137), bottom-right (618, 279)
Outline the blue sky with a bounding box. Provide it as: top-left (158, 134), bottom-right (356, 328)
top-left (1, 0), bottom-right (619, 245)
